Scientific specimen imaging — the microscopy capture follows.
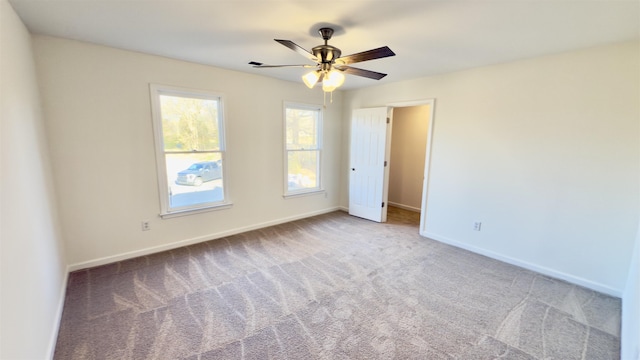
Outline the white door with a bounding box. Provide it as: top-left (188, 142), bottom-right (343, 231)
top-left (349, 107), bottom-right (390, 222)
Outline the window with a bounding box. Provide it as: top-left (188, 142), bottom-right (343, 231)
top-left (284, 102), bottom-right (323, 196)
top-left (150, 84), bottom-right (229, 216)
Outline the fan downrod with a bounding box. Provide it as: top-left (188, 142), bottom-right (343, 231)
top-left (318, 27), bottom-right (334, 43)
top-left (312, 27), bottom-right (341, 64)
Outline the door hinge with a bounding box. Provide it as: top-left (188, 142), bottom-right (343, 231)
top-left (386, 117), bottom-right (390, 124)
top-left (384, 161), bottom-right (387, 167)
top-left (382, 202), bottom-right (385, 208)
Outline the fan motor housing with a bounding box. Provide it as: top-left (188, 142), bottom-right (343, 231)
top-left (312, 45), bottom-right (341, 64)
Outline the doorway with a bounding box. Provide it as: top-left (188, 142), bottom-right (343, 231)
top-left (348, 99), bottom-right (435, 234)
top-left (388, 105), bottom-right (431, 212)
top-left (388, 101), bottom-right (434, 234)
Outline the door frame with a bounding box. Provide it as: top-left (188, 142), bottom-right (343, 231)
top-left (386, 99), bottom-right (436, 236)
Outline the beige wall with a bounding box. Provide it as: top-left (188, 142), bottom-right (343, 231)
top-left (388, 105), bottom-right (430, 211)
top-left (32, 36), bottom-right (343, 267)
top-left (0, 1), bottom-right (67, 358)
top-left (341, 41), bottom-right (639, 295)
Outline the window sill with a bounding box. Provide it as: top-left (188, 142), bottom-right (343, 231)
top-left (160, 202), bottom-right (233, 219)
top-left (283, 189), bottom-right (325, 199)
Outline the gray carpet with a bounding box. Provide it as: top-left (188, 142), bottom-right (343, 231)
top-left (54, 208), bottom-right (621, 359)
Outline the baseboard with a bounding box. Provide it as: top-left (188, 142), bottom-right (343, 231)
top-left (424, 231), bottom-right (623, 298)
top-left (47, 266), bottom-right (69, 359)
top-left (388, 202), bottom-right (421, 212)
top-left (68, 207), bottom-right (343, 271)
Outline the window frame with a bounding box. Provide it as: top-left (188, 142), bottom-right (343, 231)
top-left (283, 101), bottom-right (324, 197)
top-left (150, 84), bottom-right (231, 218)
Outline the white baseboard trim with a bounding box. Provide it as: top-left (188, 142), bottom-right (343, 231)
top-left (68, 207), bottom-right (343, 271)
top-left (47, 266), bottom-right (69, 359)
top-left (424, 231), bottom-right (623, 298)
top-left (388, 202), bottom-right (421, 212)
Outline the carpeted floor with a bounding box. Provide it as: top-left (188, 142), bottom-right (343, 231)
top-left (54, 207), bottom-right (621, 359)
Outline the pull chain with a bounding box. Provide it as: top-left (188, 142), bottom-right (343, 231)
top-left (322, 91), bottom-right (335, 107)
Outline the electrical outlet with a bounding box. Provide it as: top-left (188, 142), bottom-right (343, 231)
top-left (473, 221), bottom-right (482, 231)
top-left (141, 220), bottom-right (150, 231)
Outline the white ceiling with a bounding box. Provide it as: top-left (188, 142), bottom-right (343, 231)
top-left (9, 0), bottom-right (640, 90)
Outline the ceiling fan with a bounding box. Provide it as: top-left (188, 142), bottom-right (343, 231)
top-left (249, 27), bottom-right (395, 92)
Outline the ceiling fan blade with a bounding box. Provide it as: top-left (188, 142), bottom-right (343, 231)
top-left (337, 66), bottom-right (388, 80)
top-left (335, 46), bottom-right (395, 65)
top-left (249, 61), bottom-right (316, 68)
top-left (274, 39), bottom-right (318, 62)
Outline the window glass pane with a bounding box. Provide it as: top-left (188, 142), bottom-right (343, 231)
top-left (151, 85), bottom-right (228, 215)
top-left (287, 150), bottom-right (318, 191)
top-left (286, 108), bottom-right (318, 150)
top-left (166, 152), bottom-right (224, 209)
top-left (160, 95), bottom-right (220, 152)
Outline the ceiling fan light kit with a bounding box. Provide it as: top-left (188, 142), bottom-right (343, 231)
top-left (321, 70), bottom-right (345, 92)
top-left (302, 70), bottom-right (321, 88)
top-left (302, 68), bottom-right (345, 90)
top-left (250, 26), bottom-right (395, 103)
